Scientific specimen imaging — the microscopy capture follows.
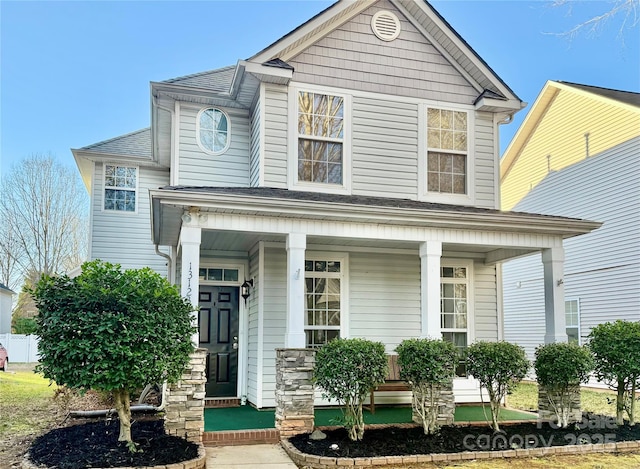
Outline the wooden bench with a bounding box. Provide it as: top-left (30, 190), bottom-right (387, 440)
top-left (367, 355), bottom-right (411, 414)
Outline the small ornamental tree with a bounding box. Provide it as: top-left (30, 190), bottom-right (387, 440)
top-left (588, 320), bottom-right (640, 425)
top-left (313, 338), bottom-right (387, 441)
top-left (534, 342), bottom-right (594, 427)
top-left (466, 341), bottom-right (529, 432)
top-left (32, 260), bottom-right (196, 449)
top-left (396, 338), bottom-right (457, 434)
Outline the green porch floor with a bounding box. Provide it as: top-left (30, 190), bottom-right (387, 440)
top-left (204, 405), bottom-right (537, 432)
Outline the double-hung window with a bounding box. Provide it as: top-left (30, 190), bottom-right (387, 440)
top-left (104, 164), bottom-right (137, 212)
top-left (565, 299), bottom-right (580, 344)
top-left (297, 91), bottom-right (345, 186)
top-left (304, 259), bottom-right (342, 348)
top-left (440, 265), bottom-right (470, 377)
top-left (427, 108), bottom-right (468, 195)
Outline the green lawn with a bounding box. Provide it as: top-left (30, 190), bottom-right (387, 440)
top-left (0, 367), bottom-right (59, 437)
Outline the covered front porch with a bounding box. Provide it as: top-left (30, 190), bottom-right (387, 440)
top-left (150, 187), bottom-right (600, 426)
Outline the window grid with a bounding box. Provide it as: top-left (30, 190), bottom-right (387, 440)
top-left (441, 266), bottom-right (469, 376)
top-left (304, 259), bottom-right (342, 348)
top-left (427, 108), bottom-right (468, 195)
top-left (565, 298), bottom-right (580, 344)
top-left (104, 165), bottom-right (136, 212)
top-left (198, 108), bottom-right (229, 154)
top-left (297, 91), bottom-right (344, 185)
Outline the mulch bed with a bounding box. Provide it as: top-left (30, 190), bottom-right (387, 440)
top-left (28, 419), bottom-right (198, 469)
top-left (290, 415), bottom-right (640, 458)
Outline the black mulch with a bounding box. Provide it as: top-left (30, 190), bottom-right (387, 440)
top-left (290, 415), bottom-right (640, 458)
top-left (28, 419), bottom-right (198, 468)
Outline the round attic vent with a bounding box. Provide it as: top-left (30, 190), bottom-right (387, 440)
top-left (371, 11), bottom-right (401, 42)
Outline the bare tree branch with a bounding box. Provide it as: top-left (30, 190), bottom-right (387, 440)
top-left (0, 154), bottom-right (88, 286)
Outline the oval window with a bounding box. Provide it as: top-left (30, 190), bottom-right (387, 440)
top-left (197, 108), bottom-right (229, 154)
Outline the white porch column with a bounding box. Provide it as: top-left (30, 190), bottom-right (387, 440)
top-left (542, 247), bottom-right (567, 344)
top-left (286, 233), bottom-right (307, 348)
top-left (180, 224), bottom-right (202, 347)
top-left (420, 241), bottom-right (442, 339)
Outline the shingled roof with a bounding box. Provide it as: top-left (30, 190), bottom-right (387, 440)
top-left (559, 81), bottom-right (640, 107)
top-left (80, 128), bottom-right (151, 158)
top-left (162, 65), bottom-right (236, 93)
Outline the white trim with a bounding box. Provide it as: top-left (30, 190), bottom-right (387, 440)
top-left (418, 104), bottom-right (476, 205)
top-left (256, 242), bottom-right (265, 408)
top-left (195, 106), bottom-right (231, 156)
top-left (304, 251), bottom-right (349, 344)
top-left (101, 163), bottom-right (139, 214)
top-left (87, 161), bottom-right (96, 260)
top-left (259, 83), bottom-right (266, 187)
top-left (496, 263), bottom-right (504, 341)
top-left (198, 259), bottom-right (248, 399)
top-left (288, 84), bottom-right (352, 195)
top-left (173, 101), bottom-right (181, 185)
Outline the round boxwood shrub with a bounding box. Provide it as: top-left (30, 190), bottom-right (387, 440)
top-left (313, 338), bottom-right (387, 441)
top-left (396, 338), bottom-right (457, 434)
top-left (466, 341), bottom-right (529, 431)
top-left (535, 342), bottom-right (593, 427)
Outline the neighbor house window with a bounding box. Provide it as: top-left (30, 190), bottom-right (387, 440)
top-left (304, 259), bottom-right (342, 348)
top-left (565, 298), bottom-right (580, 344)
top-left (441, 266), bottom-right (469, 376)
top-left (297, 91), bottom-right (344, 185)
top-left (104, 165), bottom-right (137, 212)
top-left (197, 107), bottom-right (229, 154)
top-left (427, 108), bottom-right (468, 194)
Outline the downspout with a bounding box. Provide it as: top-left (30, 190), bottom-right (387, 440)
top-left (155, 244), bottom-right (173, 284)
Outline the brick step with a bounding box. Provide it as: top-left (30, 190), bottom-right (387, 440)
top-left (203, 429), bottom-right (280, 446)
top-left (205, 398), bottom-right (241, 408)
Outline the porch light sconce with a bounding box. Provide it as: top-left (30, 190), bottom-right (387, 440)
top-left (241, 278), bottom-right (254, 303)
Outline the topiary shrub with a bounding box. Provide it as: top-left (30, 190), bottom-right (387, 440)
top-left (534, 342), bottom-right (593, 427)
top-left (588, 320), bottom-right (640, 425)
top-left (313, 338), bottom-right (387, 441)
top-left (396, 338), bottom-right (457, 434)
top-left (32, 260), bottom-right (196, 450)
top-left (466, 341), bottom-right (529, 432)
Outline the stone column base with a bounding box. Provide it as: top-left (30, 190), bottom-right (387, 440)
top-left (275, 348), bottom-right (315, 437)
top-left (411, 381), bottom-right (455, 427)
top-left (538, 385), bottom-right (582, 425)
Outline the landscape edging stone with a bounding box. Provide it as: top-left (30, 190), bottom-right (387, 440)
top-left (280, 438), bottom-right (640, 468)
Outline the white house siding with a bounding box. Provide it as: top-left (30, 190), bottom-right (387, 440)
top-left (288, 0), bottom-right (477, 105)
top-left (473, 261), bottom-right (499, 341)
top-left (249, 96), bottom-right (261, 187)
top-left (351, 97), bottom-right (419, 199)
top-left (246, 246), bottom-right (260, 405)
top-left (262, 86), bottom-right (288, 188)
top-left (177, 105), bottom-right (251, 187)
top-left (503, 137), bottom-right (640, 361)
top-left (91, 163), bottom-right (169, 275)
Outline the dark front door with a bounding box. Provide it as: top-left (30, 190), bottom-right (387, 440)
top-left (198, 286), bottom-right (239, 397)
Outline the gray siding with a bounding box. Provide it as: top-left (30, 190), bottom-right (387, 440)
top-left (246, 247), bottom-right (260, 405)
top-left (262, 86), bottom-right (288, 188)
top-left (474, 112), bottom-right (496, 209)
top-left (261, 247), bottom-right (287, 407)
top-left (352, 97), bottom-right (419, 199)
top-left (504, 137), bottom-right (640, 359)
top-left (250, 96), bottom-right (261, 187)
top-left (177, 105), bottom-right (251, 186)
top-left (289, 0), bottom-right (477, 105)
top-left (349, 252), bottom-right (421, 350)
top-left (91, 162), bottom-right (169, 275)
top-left (474, 261), bottom-right (498, 341)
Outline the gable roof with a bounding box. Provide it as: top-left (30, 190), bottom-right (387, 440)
top-left (559, 81), bottom-right (640, 107)
top-left (162, 66), bottom-right (236, 92)
top-left (249, 0), bottom-right (522, 107)
top-left (78, 128), bottom-right (152, 159)
top-left (501, 80), bottom-right (640, 182)
top-left (0, 283), bottom-right (14, 294)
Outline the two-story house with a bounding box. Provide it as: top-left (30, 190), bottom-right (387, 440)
top-left (501, 81), bottom-right (640, 371)
top-left (73, 0), bottom-right (599, 409)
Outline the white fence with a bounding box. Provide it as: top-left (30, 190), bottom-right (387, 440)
top-left (0, 333), bottom-right (39, 363)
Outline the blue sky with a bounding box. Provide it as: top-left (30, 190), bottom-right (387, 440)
top-left (1, 1), bottom-right (638, 179)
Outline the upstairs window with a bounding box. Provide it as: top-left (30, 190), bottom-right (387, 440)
top-left (297, 91), bottom-right (344, 185)
top-left (427, 108), bottom-right (468, 195)
top-left (104, 165), bottom-right (137, 212)
top-left (197, 107), bottom-right (229, 154)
